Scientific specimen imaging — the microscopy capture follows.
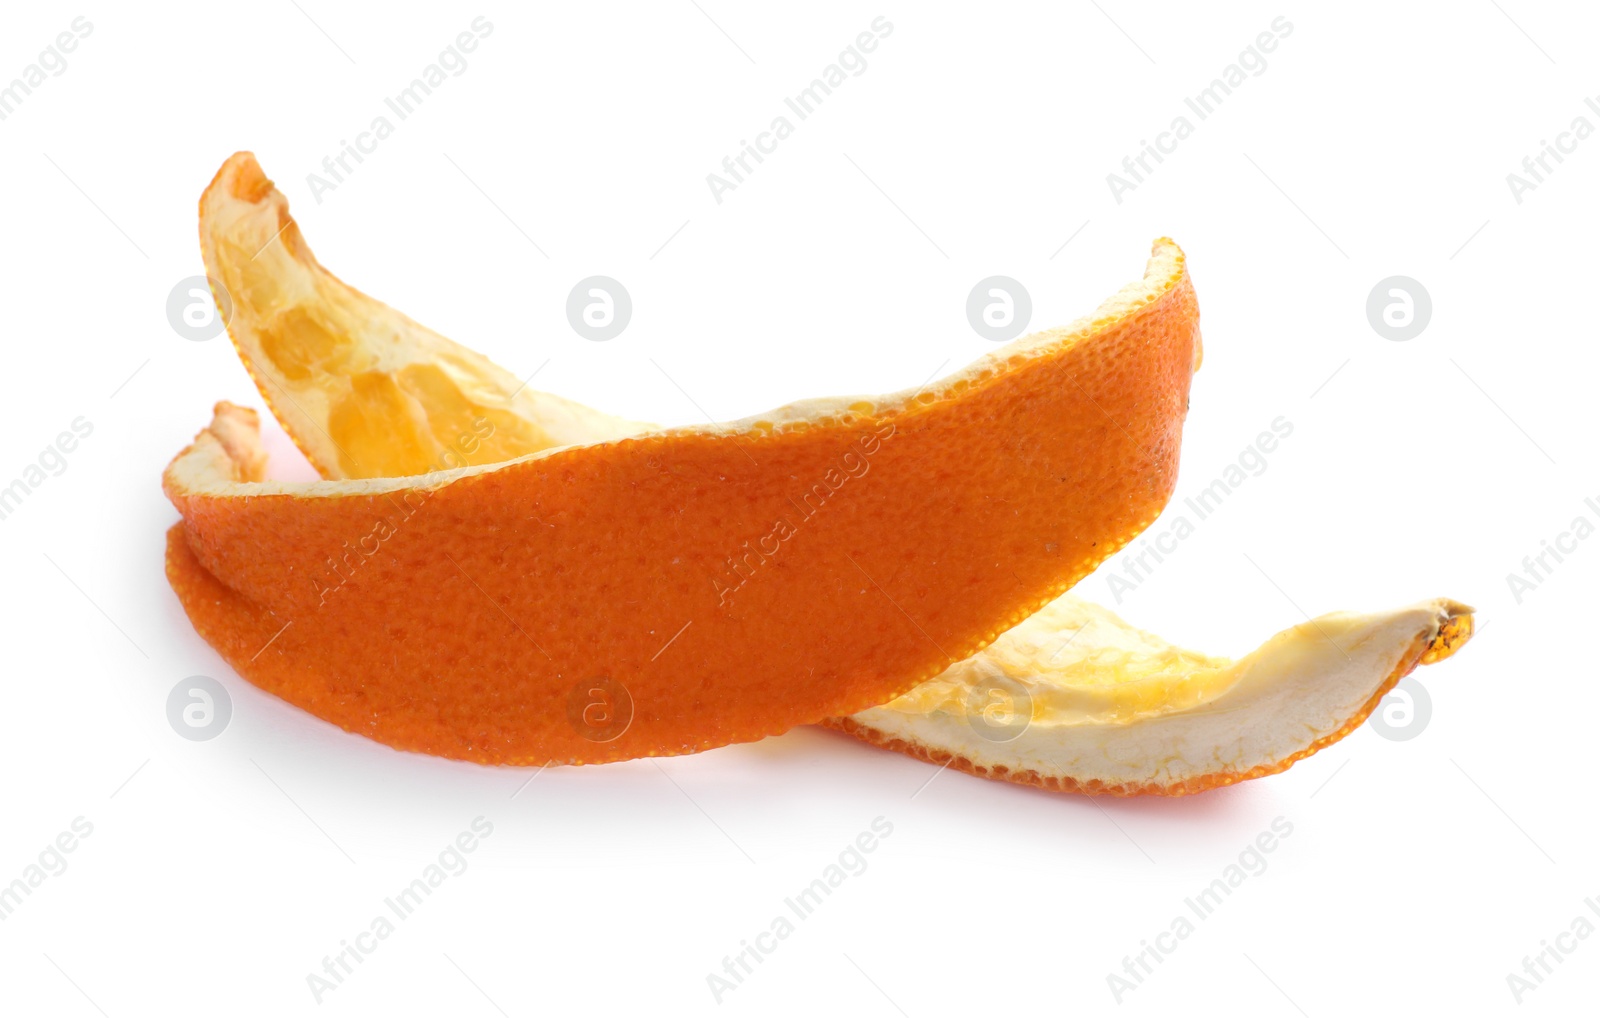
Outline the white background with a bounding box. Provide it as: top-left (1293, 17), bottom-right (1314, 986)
top-left (1, 1), bottom-right (1596, 1014)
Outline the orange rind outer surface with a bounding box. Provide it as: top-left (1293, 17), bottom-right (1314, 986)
top-left (163, 241), bottom-right (1201, 765)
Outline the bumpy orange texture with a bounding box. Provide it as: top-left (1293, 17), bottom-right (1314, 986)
top-left (166, 179), bottom-right (1201, 767)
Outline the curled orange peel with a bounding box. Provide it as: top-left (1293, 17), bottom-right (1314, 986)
top-left (199, 155), bottom-right (647, 480)
top-left (827, 593), bottom-right (1472, 796)
top-left (169, 153), bottom-right (1474, 792)
top-left (166, 153), bottom-right (1202, 767)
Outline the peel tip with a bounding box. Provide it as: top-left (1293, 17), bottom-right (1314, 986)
top-left (1422, 600), bottom-right (1474, 665)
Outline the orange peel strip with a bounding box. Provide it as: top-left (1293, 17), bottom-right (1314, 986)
top-left (199, 155), bottom-right (647, 480)
top-left (825, 593), bottom-right (1473, 796)
top-left (166, 155), bottom-right (1202, 766)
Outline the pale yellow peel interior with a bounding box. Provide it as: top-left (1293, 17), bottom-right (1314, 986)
top-left (879, 595), bottom-right (1235, 727)
top-left (201, 156), bottom-right (650, 479)
top-left (841, 595), bottom-right (1473, 794)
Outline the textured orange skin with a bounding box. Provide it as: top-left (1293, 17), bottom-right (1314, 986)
top-left (165, 264), bottom-right (1200, 767)
top-left (822, 612), bottom-right (1471, 796)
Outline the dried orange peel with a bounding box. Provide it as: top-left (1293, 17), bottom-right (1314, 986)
top-left (167, 154), bottom-right (1202, 766)
top-left (198, 155), bottom-right (646, 479)
top-left (170, 153), bottom-right (1475, 792)
top-left (827, 593), bottom-right (1472, 795)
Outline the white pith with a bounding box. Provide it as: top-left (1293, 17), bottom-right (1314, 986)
top-left (845, 595), bottom-right (1465, 787)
